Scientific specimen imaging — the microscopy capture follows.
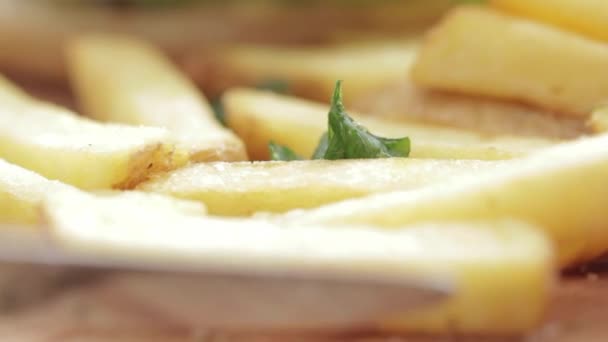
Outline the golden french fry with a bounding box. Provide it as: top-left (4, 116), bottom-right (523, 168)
top-left (192, 40), bottom-right (418, 104)
top-left (138, 159), bottom-right (507, 216)
top-left (224, 88), bottom-right (555, 161)
top-left (587, 107), bottom-right (608, 133)
top-left (43, 188), bottom-right (553, 335)
top-left (284, 134), bottom-right (608, 267)
top-left (352, 80), bottom-right (586, 139)
top-left (412, 6), bottom-right (608, 117)
top-left (492, 0), bottom-right (608, 43)
top-left (67, 35), bottom-right (247, 163)
top-left (0, 75), bottom-right (178, 190)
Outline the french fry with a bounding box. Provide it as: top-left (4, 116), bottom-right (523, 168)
top-left (0, 159), bottom-right (75, 225)
top-left (587, 107), bottom-right (608, 133)
top-left (411, 6), bottom-right (608, 117)
top-left (43, 189), bottom-right (553, 334)
top-left (0, 158), bottom-right (206, 225)
top-left (67, 35), bottom-right (247, 163)
top-left (283, 134), bottom-right (608, 267)
top-left (0, 75), bottom-right (179, 190)
top-left (492, 0), bottom-right (608, 43)
top-left (190, 40), bottom-right (418, 103)
top-left (138, 159), bottom-right (506, 216)
top-left (352, 80), bottom-right (587, 139)
top-left (0, 77), bottom-right (29, 105)
top-left (61, 190), bottom-right (208, 218)
top-left (224, 88), bottom-right (555, 161)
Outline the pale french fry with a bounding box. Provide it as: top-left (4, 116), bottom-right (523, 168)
top-left (138, 159), bottom-right (506, 216)
top-left (62, 190), bottom-right (208, 218)
top-left (43, 189), bottom-right (553, 334)
top-left (0, 159), bottom-right (75, 225)
top-left (191, 40), bottom-right (418, 103)
top-left (587, 107), bottom-right (608, 133)
top-left (0, 75), bottom-right (179, 190)
top-left (492, 0), bottom-right (608, 43)
top-left (0, 158), bottom-right (206, 225)
top-left (411, 6), bottom-right (608, 117)
top-left (224, 88), bottom-right (555, 160)
top-left (0, 77), bottom-right (28, 105)
top-left (283, 134), bottom-right (608, 267)
top-left (67, 35), bottom-right (247, 163)
top-left (352, 80), bottom-right (587, 139)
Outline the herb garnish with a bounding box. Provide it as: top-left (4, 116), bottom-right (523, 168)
top-left (211, 99), bottom-right (226, 126)
top-left (269, 141), bottom-right (302, 161)
top-left (270, 81), bottom-right (410, 161)
top-left (256, 79), bottom-right (290, 94)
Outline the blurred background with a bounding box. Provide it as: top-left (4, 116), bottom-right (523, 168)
top-left (0, 0), bottom-right (586, 140)
top-left (0, 0), bottom-right (455, 105)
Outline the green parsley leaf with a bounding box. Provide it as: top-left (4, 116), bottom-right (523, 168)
top-left (320, 80), bottom-right (410, 159)
top-left (269, 141), bottom-right (302, 161)
top-left (267, 80), bottom-right (410, 161)
top-left (210, 99), bottom-right (227, 126)
top-left (256, 79), bottom-right (290, 94)
top-left (311, 133), bottom-right (329, 160)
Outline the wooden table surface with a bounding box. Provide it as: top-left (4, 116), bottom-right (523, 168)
top-left (1, 78), bottom-right (607, 342)
top-left (0, 267), bottom-right (605, 342)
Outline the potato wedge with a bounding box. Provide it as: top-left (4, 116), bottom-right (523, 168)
top-left (43, 189), bottom-right (553, 334)
top-left (190, 40), bottom-right (418, 104)
top-left (352, 80), bottom-right (586, 139)
top-left (224, 88), bottom-right (555, 160)
top-left (67, 35), bottom-right (247, 163)
top-left (0, 75), bottom-right (178, 190)
top-left (411, 6), bottom-right (608, 117)
top-left (284, 134), bottom-right (608, 267)
top-left (138, 159), bottom-right (506, 216)
top-left (587, 107), bottom-right (608, 133)
top-left (492, 0), bottom-right (608, 43)
top-left (0, 159), bottom-right (75, 225)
